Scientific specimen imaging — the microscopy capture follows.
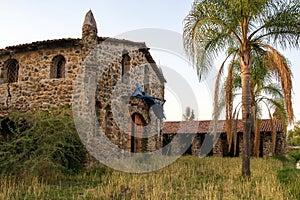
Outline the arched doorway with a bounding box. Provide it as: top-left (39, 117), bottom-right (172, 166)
top-left (129, 113), bottom-right (146, 153)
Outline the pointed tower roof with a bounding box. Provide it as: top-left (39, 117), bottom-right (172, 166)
top-left (83, 10), bottom-right (97, 28)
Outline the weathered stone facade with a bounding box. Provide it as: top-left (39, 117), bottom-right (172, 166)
top-left (0, 11), bottom-right (165, 154)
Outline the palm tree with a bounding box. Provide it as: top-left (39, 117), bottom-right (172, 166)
top-left (224, 54), bottom-right (289, 157)
top-left (183, 0), bottom-right (299, 176)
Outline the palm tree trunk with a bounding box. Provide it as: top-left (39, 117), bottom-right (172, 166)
top-left (240, 45), bottom-right (252, 177)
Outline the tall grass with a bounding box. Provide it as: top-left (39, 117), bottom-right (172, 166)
top-left (1, 156), bottom-right (299, 200)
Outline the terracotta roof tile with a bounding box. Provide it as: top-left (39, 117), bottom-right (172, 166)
top-left (0, 36), bottom-right (165, 83)
top-left (0, 38), bottom-right (82, 55)
top-left (162, 119), bottom-right (283, 134)
top-left (0, 37), bottom-right (147, 56)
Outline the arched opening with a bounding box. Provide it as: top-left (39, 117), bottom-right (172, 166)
top-left (95, 100), bottom-right (101, 124)
top-left (5, 59), bottom-right (19, 83)
top-left (104, 105), bottom-right (113, 135)
top-left (129, 113), bottom-right (146, 153)
top-left (50, 55), bottom-right (66, 78)
top-left (121, 52), bottom-right (131, 83)
top-left (144, 65), bottom-right (150, 93)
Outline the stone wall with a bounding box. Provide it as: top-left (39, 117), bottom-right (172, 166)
top-left (191, 135), bottom-right (201, 156)
top-left (0, 79), bottom-right (73, 111)
top-left (212, 135), bottom-right (224, 156)
top-left (275, 133), bottom-right (286, 155)
top-left (163, 131), bottom-right (286, 157)
top-left (260, 132), bottom-right (286, 157)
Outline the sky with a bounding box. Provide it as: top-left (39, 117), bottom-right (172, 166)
top-left (0, 0), bottom-right (299, 123)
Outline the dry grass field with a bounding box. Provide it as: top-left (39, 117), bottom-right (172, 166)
top-left (1, 156), bottom-right (299, 200)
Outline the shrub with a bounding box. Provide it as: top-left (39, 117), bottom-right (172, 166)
top-left (287, 150), bottom-right (300, 162)
top-left (0, 107), bottom-right (87, 179)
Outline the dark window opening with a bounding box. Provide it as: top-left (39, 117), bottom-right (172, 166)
top-left (184, 144), bottom-right (192, 155)
top-left (259, 133), bottom-right (264, 157)
top-left (57, 59), bottom-right (65, 78)
top-left (162, 134), bottom-right (174, 155)
top-left (144, 65), bottom-right (150, 93)
top-left (200, 134), bottom-right (213, 157)
top-left (105, 105), bottom-right (113, 135)
top-left (51, 55), bottom-right (66, 79)
top-left (95, 100), bottom-right (101, 124)
top-left (121, 52), bottom-right (131, 83)
top-left (5, 59), bottom-right (19, 83)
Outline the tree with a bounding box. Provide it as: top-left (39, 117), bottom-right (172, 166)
top-left (183, 107), bottom-right (196, 121)
top-left (287, 121), bottom-right (300, 146)
top-left (224, 54), bottom-right (288, 157)
top-left (183, 0), bottom-right (299, 176)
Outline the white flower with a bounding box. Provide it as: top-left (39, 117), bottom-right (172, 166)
top-left (296, 161), bottom-right (300, 170)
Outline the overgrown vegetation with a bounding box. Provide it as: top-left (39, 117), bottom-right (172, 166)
top-left (0, 108), bottom-right (299, 199)
top-left (287, 150), bottom-right (300, 162)
top-left (0, 156), bottom-right (299, 199)
top-left (0, 107), bottom-right (87, 179)
top-left (287, 121), bottom-right (300, 146)
top-left (277, 150), bottom-right (300, 199)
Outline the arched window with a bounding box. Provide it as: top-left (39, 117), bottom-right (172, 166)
top-left (5, 59), bottom-right (19, 83)
top-left (121, 52), bottom-right (131, 83)
top-left (50, 55), bottom-right (66, 78)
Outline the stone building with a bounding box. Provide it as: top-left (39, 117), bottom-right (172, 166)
top-left (0, 11), bottom-right (166, 153)
top-left (162, 119), bottom-right (286, 157)
top-left (0, 10), bottom-right (286, 158)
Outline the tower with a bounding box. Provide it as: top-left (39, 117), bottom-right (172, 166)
top-left (82, 10), bottom-right (98, 47)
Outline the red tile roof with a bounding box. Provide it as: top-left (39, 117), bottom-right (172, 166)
top-left (162, 119), bottom-right (283, 134)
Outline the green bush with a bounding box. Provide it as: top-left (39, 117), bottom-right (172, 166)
top-left (0, 107), bottom-right (87, 179)
top-left (287, 150), bottom-right (300, 162)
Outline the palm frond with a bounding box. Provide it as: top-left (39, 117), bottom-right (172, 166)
top-left (183, 0), bottom-right (240, 80)
top-left (232, 104), bottom-right (242, 156)
top-left (259, 97), bottom-right (288, 134)
top-left (259, 44), bottom-right (294, 123)
top-left (255, 84), bottom-right (284, 99)
top-left (250, 0), bottom-right (300, 49)
top-left (212, 50), bottom-right (239, 135)
top-left (225, 60), bottom-right (235, 148)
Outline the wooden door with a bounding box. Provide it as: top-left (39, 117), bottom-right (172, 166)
top-left (129, 114), bottom-right (144, 153)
